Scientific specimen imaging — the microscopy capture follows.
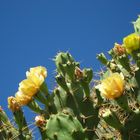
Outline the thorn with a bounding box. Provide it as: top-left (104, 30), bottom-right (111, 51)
top-left (68, 115), bottom-right (73, 120)
top-left (72, 129), bottom-right (77, 134)
top-left (53, 132), bottom-right (58, 140)
top-left (56, 117), bottom-right (60, 122)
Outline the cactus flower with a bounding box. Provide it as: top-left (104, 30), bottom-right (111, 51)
top-left (15, 66), bottom-right (47, 106)
top-left (123, 33), bottom-right (140, 54)
top-left (26, 66), bottom-right (47, 79)
top-left (99, 73), bottom-right (124, 99)
top-left (8, 96), bottom-right (20, 112)
top-left (26, 66), bottom-right (47, 86)
top-left (15, 91), bottom-right (32, 106)
top-left (18, 79), bottom-right (39, 97)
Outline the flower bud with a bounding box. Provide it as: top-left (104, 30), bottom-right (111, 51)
top-left (8, 96), bottom-right (20, 112)
top-left (113, 43), bottom-right (126, 56)
top-left (75, 67), bottom-right (83, 80)
top-left (35, 115), bottom-right (46, 127)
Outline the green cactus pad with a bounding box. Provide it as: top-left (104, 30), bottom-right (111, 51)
top-left (55, 52), bottom-right (79, 82)
top-left (45, 113), bottom-right (87, 140)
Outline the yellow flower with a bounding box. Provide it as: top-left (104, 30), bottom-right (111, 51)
top-left (8, 96), bottom-right (20, 112)
top-left (123, 33), bottom-right (140, 54)
top-left (99, 73), bottom-right (124, 99)
top-left (29, 66), bottom-right (47, 77)
top-left (15, 66), bottom-right (47, 106)
top-left (26, 66), bottom-right (47, 87)
top-left (26, 66), bottom-right (47, 79)
top-left (15, 91), bottom-right (32, 106)
top-left (18, 79), bottom-right (39, 97)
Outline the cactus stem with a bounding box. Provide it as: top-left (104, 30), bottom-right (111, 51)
top-left (40, 82), bottom-right (49, 96)
top-left (27, 100), bottom-right (46, 114)
top-left (85, 128), bottom-right (94, 132)
top-left (115, 95), bottom-right (131, 112)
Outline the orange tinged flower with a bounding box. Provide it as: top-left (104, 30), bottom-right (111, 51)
top-left (114, 43), bottom-right (126, 56)
top-left (8, 96), bottom-right (21, 112)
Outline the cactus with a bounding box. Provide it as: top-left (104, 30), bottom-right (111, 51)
top-left (95, 16), bottom-right (140, 140)
top-left (0, 16), bottom-right (140, 140)
top-left (45, 112), bottom-right (87, 140)
top-left (0, 106), bottom-right (19, 140)
top-left (3, 54), bottom-right (99, 140)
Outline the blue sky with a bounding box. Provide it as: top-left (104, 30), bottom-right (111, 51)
top-left (0, 0), bottom-right (140, 138)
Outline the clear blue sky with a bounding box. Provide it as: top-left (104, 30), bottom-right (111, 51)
top-left (0, 0), bottom-right (140, 138)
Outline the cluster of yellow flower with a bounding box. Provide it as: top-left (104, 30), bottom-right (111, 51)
top-left (99, 33), bottom-right (140, 100)
top-left (8, 66), bottom-right (47, 111)
top-left (8, 33), bottom-right (139, 107)
top-left (113, 33), bottom-right (140, 55)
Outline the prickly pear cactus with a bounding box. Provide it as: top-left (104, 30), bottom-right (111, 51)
top-left (4, 52), bottom-right (99, 140)
top-left (95, 15), bottom-right (140, 140)
top-left (45, 112), bottom-right (87, 140)
top-left (53, 52), bottom-right (99, 139)
top-left (0, 15), bottom-right (140, 140)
